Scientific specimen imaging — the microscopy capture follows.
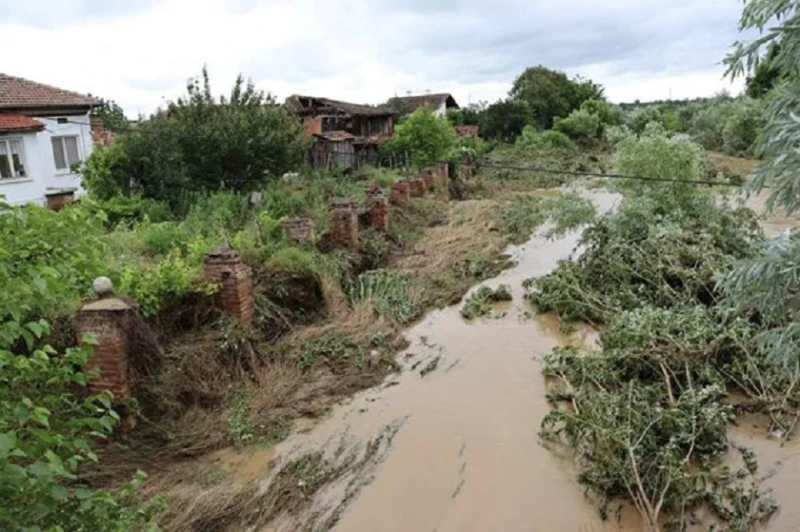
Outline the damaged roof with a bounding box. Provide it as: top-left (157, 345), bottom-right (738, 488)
top-left (314, 130), bottom-right (356, 142)
top-left (285, 95), bottom-right (396, 117)
top-left (394, 93), bottom-right (459, 112)
top-left (0, 73), bottom-right (100, 110)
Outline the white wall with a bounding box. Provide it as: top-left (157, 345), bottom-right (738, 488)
top-left (0, 111), bottom-right (93, 206)
top-left (433, 102), bottom-right (447, 118)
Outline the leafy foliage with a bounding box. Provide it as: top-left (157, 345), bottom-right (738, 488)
top-left (382, 107), bottom-right (456, 169)
top-left (0, 323), bottom-right (162, 530)
top-left (460, 285), bottom-right (512, 319)
top-left (509, 66), bottom-right (603, 129)
top-left (498, 192), bottom-right (597, 244)
top-left (83, 68), bottom-right (307, 212)
top-left (720, 0), bottom-right (800, 367)
top-left (478, 99), bottom-right (532, 142)
top-left (90, 97), bottom-right (130, 134)
top-left (516, 127), bottom-right (577, 151)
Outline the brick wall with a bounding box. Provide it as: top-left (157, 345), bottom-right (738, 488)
top-left (75, 298), bottom-right (133, 399)
top-left (366, 188), bottom-right (389, 232)
top-left (203, 248), bottom-right (255, 323)
top-left (329, 199), bottom-right (359, 249)
top-left (421, 170), bottom-right (436, 191)
top-left (390, 181), bottom-right (410, 206)
top-left (281, 217), bottom-right (314, 244)
top-left (409, 177), bottom-right (426, 198)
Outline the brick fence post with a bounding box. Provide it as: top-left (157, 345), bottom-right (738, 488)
top-left (366, 188), bottom-right (389, 232)
top-left (281, 217), bottom-right (314, 244)
top-left (421, 169), bottom-right (436, 191)
top-left (203, 247), bottom-right (255, 324)
top-left (390, 181), bottom-right (410, 206)
top-left (75, 297), bottom-right (134, 399)
top-left (409, 177), bottom-right (426, 198)
top-left (329, 199), bottom-right (359, 249)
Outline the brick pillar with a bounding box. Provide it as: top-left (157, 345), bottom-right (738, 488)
top-left (421, 170), bottom-right (436, 191)
top-left (281, 217), bottom-right (314, 244)
top-left (366, 189), bottom-right (390, 232)
top-left (329, 199), bottom-right (359, 249)
top-left (203, 247), bottom-right (255, 324)
top-left (409, 177), bottom-right (426, 198)
top-left (390, 181), bottom-right (410, 206)
top-left (437, 161), bottom-right (451, 201)
top-left (75, 298), bottom-right (133, 399)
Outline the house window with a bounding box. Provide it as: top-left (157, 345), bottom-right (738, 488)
top-left (0, 138), bottom-right (28, 180)
top-left (51, 136), bottom-right (81, 172)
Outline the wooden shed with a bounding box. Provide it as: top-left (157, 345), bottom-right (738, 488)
top-left (310, 130), bottom-right (357, 170)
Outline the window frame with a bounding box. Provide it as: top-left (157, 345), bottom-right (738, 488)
top-left (0, 137), bottom-right (30, 182)
top-left (51, 135), bottom-right (82, 174)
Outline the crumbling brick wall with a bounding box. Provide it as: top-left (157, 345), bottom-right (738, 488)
top-left (329, 199), bottom-right (359, 249)
top-left (281, 217), bottom-right (314, 244)
top-left (409, 177), bottom-right (426, 198)
top-left (366, 189), bottom-right (389, 232)
top-left (203, 248), bottom-right (255, 323)
top-left (390, 181), bottom-right (410, 206)
top-left (421, 170), bottom-right (436, 191)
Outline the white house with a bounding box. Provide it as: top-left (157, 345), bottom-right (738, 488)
top-left (0, 73), bottom-right (101, 206)
top-left (394, 93), bottom-right (459, 118)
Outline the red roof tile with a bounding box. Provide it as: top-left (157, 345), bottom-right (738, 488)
top-left (0, 73), bottom-right (100, 109)
top-left (0, 113), bottom-right (44, 132)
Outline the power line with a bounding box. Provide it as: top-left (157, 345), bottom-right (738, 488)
top-left (479, 161), bottom-right (752, 188)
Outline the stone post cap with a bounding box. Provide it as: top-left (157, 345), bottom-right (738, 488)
top-left (93, 277), bottom-right (114, 297)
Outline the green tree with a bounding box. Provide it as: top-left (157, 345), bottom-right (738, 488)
top-left (509, 66), bottom-right (603, 129)
top-left (746, 43), bottom-right (784, 98)
top-left (479, 99), bottom-right (531, 142)
top-left (446, 102), bottom-right (486, 126)
top-left (83, 68), bottom-right (307, 211)
top-left (553, 108), bottom-right (601, 143)
top-left (381, 107), bottom-right (455, 168)
top-left (722, 0), bottom-right (800, 366)
top-left (90, 98), bottom-right (129, 134)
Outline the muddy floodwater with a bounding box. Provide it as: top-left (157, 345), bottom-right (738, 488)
top-left (249, 188), bottom-right (800, 531)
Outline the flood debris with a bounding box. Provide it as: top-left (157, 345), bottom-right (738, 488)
top-left (460, 284), bottom-right (513, 319)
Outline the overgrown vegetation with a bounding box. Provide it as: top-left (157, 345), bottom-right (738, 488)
top-left (525, 120), bottom-right (795, 529)
top-left (460, 285), bottom-right (512, 319)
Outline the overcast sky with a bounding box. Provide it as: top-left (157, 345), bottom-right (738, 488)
top-left (0, 0), bottom-right (748, 117)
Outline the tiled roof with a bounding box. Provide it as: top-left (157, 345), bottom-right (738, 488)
top-left (0, 113), bottom-right (44, 132)
top-left (0, 73), bottom-right (100, 109)
top-left (395, 93), bottom-right (459, 111)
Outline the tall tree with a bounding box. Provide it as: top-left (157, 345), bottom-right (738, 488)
top-left (723, 1), bottom-right (800, 365)
top-left (90, 97), bottom-right (129, 133)
top-left (509, 66), bottom-right (604, 129)
top-left (479, 99), bottom-right (531, 142)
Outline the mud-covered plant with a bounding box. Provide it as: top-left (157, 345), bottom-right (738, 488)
top-left (460, 284), bottom-right (513, 319)
top-left (540, 306), bottom-right (782, 530)
top-left (498, 192), bottom-right (597, 244)
top-left (348, 270), bottom-right (428, 325)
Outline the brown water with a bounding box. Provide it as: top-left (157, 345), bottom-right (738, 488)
top-left (259, 190), bottom-right (639, 531)
top-left (256, 188), bottom-right (800, 532)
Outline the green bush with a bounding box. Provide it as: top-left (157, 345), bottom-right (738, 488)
top-left (516, 126), bottom-right (577, 151)
top-left (0, 321), bottom-right (162, 530)
top-left (140, 222), bottom-right (190, 256)
top-left (381, 107), bottom-right (456, 169)
top-left (266, 247), bottom-right (320, 276)
top-left (83, 68), bottom-right (307, 211)
top-left (553, 108), bottom-right (601, 142)
top-left (90, 195), bottom-right (172, 227)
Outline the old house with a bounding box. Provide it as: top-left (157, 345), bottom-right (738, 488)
top-left (0, 73), bottom-right (102, 206)
top-left (285, 95), bottom-right (396, 169)
top-left (394, 93), bottom-right (459, 118)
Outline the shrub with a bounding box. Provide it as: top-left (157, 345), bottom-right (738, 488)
top-left (382, 107), bottom-right (456, 169)
top-left (140, 221), bottom-right (190, 256)
top-left (266, 247), bottom-right (320, 276)
top-left (348, 270), bottom-right (428, 325)
top-left (516, 126), bottom-right (577, 151)
top-left (0, 322), bottom-right (162, 530)
top-left (553, 108), bottom-right (601, 142)
top-left (83, 68), bottom-right (307, 211)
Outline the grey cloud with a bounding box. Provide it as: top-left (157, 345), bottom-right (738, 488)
top-left (0, 0), bottom-right (157, 28)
